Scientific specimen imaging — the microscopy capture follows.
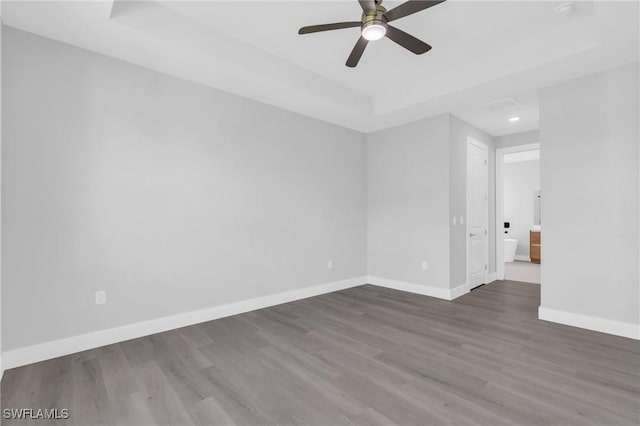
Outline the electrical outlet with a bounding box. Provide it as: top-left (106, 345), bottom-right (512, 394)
top-left (327, 259), bottom-right (333, 269)
top-left (460, 216), bottom-right (464, 225)
top-left (95, 290), bottom-right (106, 305)
top-left (452, 216), bottom-right (457, 225)
top-left (421, 261), bottom-right (428, 270)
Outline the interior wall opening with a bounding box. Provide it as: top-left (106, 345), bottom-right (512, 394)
top-left (496, 143), bottom-right (541, 284)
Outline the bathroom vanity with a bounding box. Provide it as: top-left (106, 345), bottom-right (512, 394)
top-left (530, 230), bottom-right (541, 263)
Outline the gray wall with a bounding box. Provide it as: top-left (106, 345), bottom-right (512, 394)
top-left (0, 17), bottom-right (3, 375)
top-left (9, 25), bottom-right (635, 354)
top-left (449, 116), bottom-right (496, 288)
top-left (367, 115), bottom-right (451, 288)
top-left (367, 114), bottom-right (495, 291)
top-left (495, 130), bottom-right (539, 149)
top-left (2, 28), bottom-right (367, 351)
top-left (503, 159), bottom-right (540, 257)
top-left (539, 62), bottom-right (639, 325)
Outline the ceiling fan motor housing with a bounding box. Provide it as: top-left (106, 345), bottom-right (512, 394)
top-left (362, 5), bottom-right (388, 30)
top-left (361, 4), bottom-right (388, 42)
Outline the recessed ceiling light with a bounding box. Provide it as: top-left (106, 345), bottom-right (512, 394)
top-left (509, 117), bottom-right (520, 122)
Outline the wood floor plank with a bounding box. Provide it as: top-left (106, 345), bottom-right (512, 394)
top-left (2, 280), bottom-right (639, 425)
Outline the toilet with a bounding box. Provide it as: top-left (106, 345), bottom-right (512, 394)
top-left (504, 238), bottom-right (518, 262)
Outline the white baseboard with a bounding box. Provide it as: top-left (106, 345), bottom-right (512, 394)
top-left (448, 274), bottom-right (497, 300)
top-left (449, 283), bottom-right (470, 300)
top-left (3, 276), bottom-right (368, 370)
top-left (366, 276), bottom-right (460, 300)
top-left (0, 355), bottom-right (3, 382)
top-left (539, 306), bottom-right (640, 340)
top-left (514, 255), bottom-right (531, 262)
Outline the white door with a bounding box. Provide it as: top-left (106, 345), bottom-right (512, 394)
top-left (467, 139), bottom-right (488, 289)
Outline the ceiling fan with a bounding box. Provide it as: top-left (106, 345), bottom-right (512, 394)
top-left (298, 0), bottom-right (446, 68)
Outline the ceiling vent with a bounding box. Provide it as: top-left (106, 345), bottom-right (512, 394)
top-left (556, 2), bottom-right (575, 15)
top-left (482, 97), bottom-right (521, 111)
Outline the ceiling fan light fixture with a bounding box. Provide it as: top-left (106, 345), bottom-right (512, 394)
top-left (362, 21), bottom-right (387, 41)
top-left (297, 0), bottom-right (447, 67)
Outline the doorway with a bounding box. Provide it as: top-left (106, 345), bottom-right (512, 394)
top-left (496, 143), bottom-right (541, 283)
top-left (466, 138), bottom-right (489, 289)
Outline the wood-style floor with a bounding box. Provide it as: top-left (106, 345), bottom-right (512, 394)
top-left (2, 281), bottom-right (639, 426)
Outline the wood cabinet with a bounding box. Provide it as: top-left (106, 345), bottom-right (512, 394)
top-left (530, 231), bottom-right (541, 264)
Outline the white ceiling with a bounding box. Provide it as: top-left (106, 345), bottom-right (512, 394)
top-left (2, 1), bottom-right (639, 135)
top-left (454, 91), bottom-right (540, 136)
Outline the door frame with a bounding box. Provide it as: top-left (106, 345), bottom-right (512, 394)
top-left (466, 137), bottom-right (489, 289)
top-left (495, 142), bottom-right (540, 280)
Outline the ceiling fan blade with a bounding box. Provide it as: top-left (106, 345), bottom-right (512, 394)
top-left (299, 22), bottom-right (361, 35)
top-left (358, 0), bottom-right (376, 13)
top-left (384, 0), bottom-right (446, 22)
top-left (346, 36), bottom-right (369, 67)
top-left (385, 25), bottom-right (431, 54)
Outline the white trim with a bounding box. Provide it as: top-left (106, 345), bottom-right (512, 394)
top-left (466, 137), bottom-right (489, 289)
top-left (3, 276), bottom-right (368, 370)
top-left (0, 355), bottom-right (3, 382)
top-left (495, 142), bottom-right (540, 281)
top-left (365, 277), bottom-right (479, 301)
top-left (514, 255), bottom-right (531, 262)
top-left (449, 283), bottom-right (470, 300)
top-left (539, 306), bottom-right (640, 340)
top-left (503, 150), bottom-right (540, 163)
top-left (449, 274), bottom-right (497, 300)
top-left (367, 276), bottom-right (453, 300)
